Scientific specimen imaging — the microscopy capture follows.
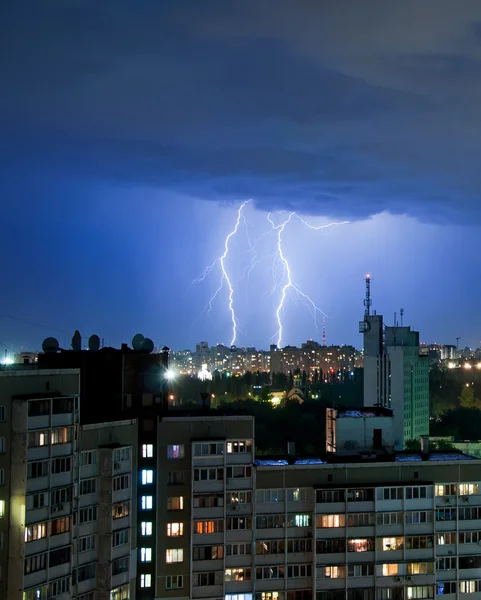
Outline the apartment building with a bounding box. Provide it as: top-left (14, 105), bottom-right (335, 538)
top-left (0, 369), bottom-right (137, 600)
top-left (151, 413), bottom-right (481, 600)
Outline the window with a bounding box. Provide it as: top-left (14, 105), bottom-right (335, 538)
top-left (257, 489), bottom-right (285, 503)
top-left (408, 563), bottom-right (432, 575)
top-left (51, 457), bottom-right (72, 474)
top-left (287, 564), bottom-right (312, 578)
top-left (28, 430), bottom-right (49, 447)
top-left (348, 512), bottom-right (374, 526)
top-left (167, 444), bottom-right (185, 459)
top-left (316, 489), bottom-right (345, 503)
top-left (194, 467), bottom-right (224, 481)
top-left (114, 447), bottom-right (130, 462)
top-left (80, 451), bottom-right (97, 466)
top-left (142, 444), bottom-right (154, 458)
top-left (51, 486), bottom-right (72, 505)
top-left (226, 596), bottom-right (253, 600)
top-left (193, 572), bottom-right (223, 586)
top-left (405, 586), bottom-right (435, 599)
top-left (25, 522), bottom-right (47, 542)
top-left (287, 514), bottom-right (311, 527)
top-left (406, 510), bottom-right (432, 524)
top-left (0, 469), bottom-right (4, 486)
top-left (382, 564), bottom-right (399, 576)
top-left (288, 539), bottom-right (312, 553)
top-left (28, 400), bottom-right (49, 416)
top-left (0, 499), bottom-right (6, 518)
top-left (256, 566), bottom-right (285, 579)
top-left (167, 522), bottom-right (183, 536)
top-left (109, 587), bottom-right (129, 600)
top-left (317, 514), bottom-right (345, 528)
top-left (166, 575), bottom-right (183, 589)
top-left (48, 577), bottom-right (70, 596)
top-left (0, 437), bottom-right (5, 454)
top-left (227, 516), bottom-right (252, 530)
top-left (437, 583), bottom-right (456, 595)
top-left (256, 514), bottom-right (285, 529)
top-left (347, 538), bottom-right (374, 552)
top-left (194, 494), bottom-right (224, 507)
top-left (194, 519), bottom-right (224, 534)
top-left (141, 521), bottom-right (152, 536)
top-left (141, 496), bottom-right (153, 510)
top-left (437, 532), bottom-right (456, 545)
top-left (52, 397), bottom-right (73, 414)
top-left (406, 535), bottom-right (433, 549)
top-left (459, 507), bottom-right (481, 520)
top-left (113, 501), bottom-right (130, 519)
top-left (348, 488), bottom-right (374, 501)
top-left (167, 471), bottom-right (184, 485)
top-left (79, 535), bottom-right (96, 552)
top-left (227, 542), bottom-right (252, 556)
top-left (227, 491), bottom-right (252, 504)
top-left (28, 460), bottom-right (49, 478)
top-left (79, 506), bottom-right (98, 524)
top-left (225, 568), bottom-right (251, 581)
top-left (226, 465), bottom-right (252, 479)
top-left (51, 517), bottom-right (71, 535)
top-left (287, 488), bottom-right (309, 502)
top-left (379, 487), bottom-right (403, 500)
top-left (49, 546), bottom-right (71, 567)
top-left (141, 469), bottom-right (153, 485)
top-left (25, 552), bottom-right (47, 574)
top-left (140, 573), bottom-right (152, 588)
top-left (459, 531), bottom-right (481, 544)
top-left (80, 478), bottom-right (97, 495)
top-left (112, 530), bottom-right (129, 547)
top-left (193, 442), bottom-right (224, 456)
top-left (348, 564), bottom-right (374, 577)
top-left (437, 556), bottom-right (456, 570)
top-left (112, 556), bottom-right (129, 576)
top-left (406, 486), bottom-right (428, 499)
top-left (167, 496), bottom-right (183, 510)
top-left (113, 475), bottom-right (129, 491)
top-left (256, 540), bottom-right (285, 555)
top-left (0, 406), bottom-right (5, 421)
top-left (227, 440), bottom-right (253, 453)
top-left (51, 427), bottom-right (71, 444)
top-left (193, 545), bottom-right (223, 560)
top-left (140, 547), bottom-right (152, 562)
top-left (316, 539), bottom-right (346, 554)
top-left (459, 483), bottom-right (479, 495)
top-left (166, 548), bottom-right (183, 563)
top-left (435, 484), bottom-right (456, 496)
top-left (320, 566), bottom-right (346, 579)
top-left (381, 537), bottom-right (404, 551)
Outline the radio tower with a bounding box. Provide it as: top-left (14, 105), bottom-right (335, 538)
top-left (364, 274), bottom-right (372, 318)
top-left (322, 316), bottom-right (326, 346)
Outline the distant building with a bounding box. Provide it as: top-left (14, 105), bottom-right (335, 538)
top-left (361, 276), bottom-right (429, 449)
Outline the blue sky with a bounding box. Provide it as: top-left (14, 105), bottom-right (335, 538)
top-left (1, 1), bottom-right (481, 353)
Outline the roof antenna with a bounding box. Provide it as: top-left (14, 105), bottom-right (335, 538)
top-left (400, 308), bottom-right (404, 327)
top-left (364, 274), bottom-right (371, 318)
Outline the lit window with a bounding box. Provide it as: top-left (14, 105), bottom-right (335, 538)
top-left (167, 496), bottom-right (184, 511)
top-left (166, 549), bottom-right (184, 563)
top-left (140, 547), bottom-right (152, 562)
top-left (317, 514), bottom-right (345, 528)
top-left (459, 483), bottom-right (479, 496)
top-left (142, 444), bottom-right (154, 458)
top-left (167, 522), bottom-right (183, 537)
top-left (382, 564), bottom-right (399, 576)
top-left (141, 470), bottom-right (153, 485)
top-left (140, 574), bottom-right (151, 588)
top-left (382, 537), bottom-right (404, 551)
top-left (167, 445), bottom-right (185, 459)
top-left (141, 521), bottom-right (152, 536)
top-left (141, 496), bottom-right (153, 510)
top-left (0, 500), bottom-right (5, 518)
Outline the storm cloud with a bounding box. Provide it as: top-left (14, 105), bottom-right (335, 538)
top-left (2, 0), bottom-right (481, 222)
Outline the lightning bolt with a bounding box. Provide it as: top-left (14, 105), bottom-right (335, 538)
top-left (268, 212), bottom-right (349, 348)
top-left (193, 200), bottom-right (249, 346)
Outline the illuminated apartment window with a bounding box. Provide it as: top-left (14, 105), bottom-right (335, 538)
top-left (225, 568), bottom-right (251, 581)
top-left (141, 521), bottom-right (153, 536)
top-left (459, 483), bottom-right (479, 495)
top-left (167, 522), bottom-right (183, 537)
top-left (225, 595), bottom-right (253, 600)
top-left (141, 469), bottom-right (153, 485)
top-left (382, 564), bottom-right (399, 576)
top-left (166, 549), bottom-right (184, 563)
top-left (142, 444), bottom-right (154, 458)
top-left (287, 488), bottom-right (309, 502)
top-left (141, 496), bottom-right (153, 510)
top-left (317, 514), bottom-right (345, 528)
top-left (435, 484), bottom-right (456, 496)
top-left (167, 496), bottom-right (184, 511)
top-left (112, 501), bottom-right (129, 519)
top-left (321, 566), bottom-right (345, 579)
top-left (0, 500), bottom-right (5, 518)
top-left (227, 440), bottom-right (253, 453)
top-left (140, 547), bottom-right (152, 562)
top-left (51, 427), bottom-right (71, 445)
top-left (25, 522), bottom-right (48, 542)
top-left (408, 563), bottom-right (432, 575)
top-left (140, 574), bottom-right (152, 588)
top-left (167, 445), bottom-right (185, 459)
top-left (347, 538), bottom-right (373, 552)
top-left (382, 537), bottom-right (404, 551)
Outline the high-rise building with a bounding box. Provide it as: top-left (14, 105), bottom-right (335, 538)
top-left (360, 276), bottom-right (429, 448)
top-left (0, 368), bottom-right (137, 600)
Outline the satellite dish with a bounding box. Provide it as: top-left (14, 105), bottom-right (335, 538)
top-left (132, 333), bottom-right (145, 350)
top-left (143, 338), bottom-right (154, 353)
top-left (42, 337), bottom-right (59, 353)
top-left (71, 330), bottom-right (82, 351)
top-left (88, 335), bottom-right (100, 352)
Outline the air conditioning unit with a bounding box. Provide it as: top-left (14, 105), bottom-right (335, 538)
top-left (444, 497), bottom-right (450, 504)
top-left (463, 496), bottom-right (469, 502)
top-left (406, 576), bottom-right (412, 581)
top-left (114, 463), bottom-right (121, 470)
top-left (395, 576), bottom-right (402, 582)
top-left (50, 506), bottom-right (57, 513)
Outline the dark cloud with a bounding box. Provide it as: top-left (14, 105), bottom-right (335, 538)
top-left (2, 1), bottom-right (481, 221)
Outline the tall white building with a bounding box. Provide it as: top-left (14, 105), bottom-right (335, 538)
top-left (360, 277), bottom-right (429, 449)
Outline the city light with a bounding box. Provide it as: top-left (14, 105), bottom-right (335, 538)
top-left (464, 363), bottom-right (472, 370)
top-left (448, 362), bottom-right (456, 369)
top-left (271, 396), bottom-right (281, 407)
top-left (164, 369), bottom-right (176, 380)
top-left (0, 356), bottom-right (13, 365)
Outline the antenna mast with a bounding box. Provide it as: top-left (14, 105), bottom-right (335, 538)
top-left (364, 274), bottom-right (372, 318)
top-left (322, 316), bottom-right (326, 346)
top-left (400, 308), bottom-right (404, 327)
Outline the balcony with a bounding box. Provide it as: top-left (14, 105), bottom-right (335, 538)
top-left (26, 475), bottom-right (49, 493)
top-left (192, 584), bottom-right (224, 598)
top-left (48, 561), bottom-right (71, 580)
top-left (111, 570), bottom-right (130, 590)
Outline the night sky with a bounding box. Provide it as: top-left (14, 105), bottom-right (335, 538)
top-left (2, 1), bottom-right (481, 353)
